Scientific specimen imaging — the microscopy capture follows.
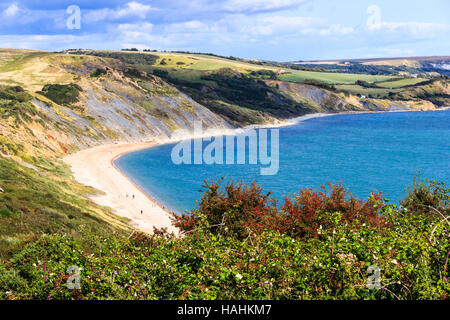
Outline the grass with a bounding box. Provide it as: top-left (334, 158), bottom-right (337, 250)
top-left (151, 52), bottom-right (395, 85)
top-left (278, 70), bottom-right (393, 84)
top-left (375, 78), bottom-right (429, 88)
top-left (154, 52), bottom-right (275, 73)
top-left (335, 84), bottom-right (394, 98)
top-left (0, 157), bottom-right (129, 260)
top-left (0, 50), bottom-right (76, 91)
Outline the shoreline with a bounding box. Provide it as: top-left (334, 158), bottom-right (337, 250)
top-left (64, 108), bottom-right (449, 234)
top-left (64, 142), bottom-right (178, 234)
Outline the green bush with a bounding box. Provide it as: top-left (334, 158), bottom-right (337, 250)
top-left (39, 83), bottom-right (82, 105)
top-left (90, 68), bottom-right (107, 78)
top-left (0, 207), bottom-right (14, 218)
top-left (0, 262), bottom-right (27, 298)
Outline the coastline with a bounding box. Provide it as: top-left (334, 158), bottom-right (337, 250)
top-left (64, 141), bottom-right (178, 234)
top-left (64, 108), bottom-right (448, 234)
top-left (63, 113), bottom-right (328, 234)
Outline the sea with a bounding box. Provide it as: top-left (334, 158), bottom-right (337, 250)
top-left (114, 110), bottom-right (450, 214)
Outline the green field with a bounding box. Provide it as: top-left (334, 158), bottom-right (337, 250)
top-left (335, 84), bottom-right (396, 98)
top-left (151, 52), bottom-right (396, 85)
top-left (375, 77), bottom-right (428, 88)
top-left (278, 70), bottom-right (393, 85)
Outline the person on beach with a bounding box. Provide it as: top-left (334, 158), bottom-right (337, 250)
top-left (132, 194), bottom-right (135, 199)
top-left (140, 210), bottom-right (143, 215)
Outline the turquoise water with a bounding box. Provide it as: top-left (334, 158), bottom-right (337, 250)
top-left (115, 111), bottom-right (450, 214)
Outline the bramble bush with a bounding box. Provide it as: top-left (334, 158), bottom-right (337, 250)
top-left (0, 179), bottom-right (448, 299)
top-left (172, 179), bottom-right (386, 239)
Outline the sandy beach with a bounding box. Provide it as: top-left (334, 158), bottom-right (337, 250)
top-left (64, 141), bottom-right (179, 234)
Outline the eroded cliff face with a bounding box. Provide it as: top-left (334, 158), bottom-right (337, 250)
top-left (31, 75), bottom-right (231, 149)
top-left (0, 53), bottom-right (231, 164)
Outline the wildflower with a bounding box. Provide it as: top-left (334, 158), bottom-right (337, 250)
top-left (235, 273), bottom-right (243, 281)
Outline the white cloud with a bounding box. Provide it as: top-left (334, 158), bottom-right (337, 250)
top-left (165, 20), bottom-right (220, 33)
top-left (84, 1), bottom-right (153, 23)
top-left (222, 0), bottom-right (309, 13)
top-left (219, 15), bottom-right (353, 37)
top-left (3, 2), bottom-right (19, 17)
top-left (117, 22), bottom-right (153, 41)
top-left (365, 6), bottom-right (450, 40)
top-left (368, 21), bottom-right (450, 38)
top-left (302, 24), bottom-right (354, 36)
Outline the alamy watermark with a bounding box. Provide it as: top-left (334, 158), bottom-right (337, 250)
top-left (66, 265), bottom-right (82, 290)
top-left (170, 122), bottom-right (279, 175)
top-left (66, 5), bottom-right (81, 30)
top-left (366, 265), bottom-right (381, 290)
top-left (366, 4), bottom-right (382, 31)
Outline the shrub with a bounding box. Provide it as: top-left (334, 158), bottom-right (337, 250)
top-left (39, 83), bottom-right (83, 105)
top-left (402, 178), bottom-right (449, 215)
top-left (0, 207), bottom-right (14, 218)
top-left (90, 68), bottom-right (107, 77)
top-left (172, 180), bottom-right (386, 239)
top-left (0, 262), bottom-right (27, 298)
top-left (1, 177), bottom-right (448, 300)
top-left (0, 85), bottom-right (32, 102)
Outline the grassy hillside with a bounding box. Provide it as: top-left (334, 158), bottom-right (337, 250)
top-left (67, 50), bottom-right (449, 127)
top-left (277, 70), bottom-right (392, 84)
top-left (0, 49), bottom-right (231, 260)
top-left (73, 50), bottom-right (399, 85)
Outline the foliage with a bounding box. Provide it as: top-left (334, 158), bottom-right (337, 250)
top-left (90, 68), bottom-right (107, 78)
top-left (0, 85), bottom-right (32, 102)
top-left (71, 50), bottom-right (158, 66)
top-left (0, 85), bottom-right (38, 124)
top-left (172, 180), bottom-right (386, 239)
top-left (249, 69), bottom-right (277, 80)
top-left (0, 177), bottom-right (448, 299)
top-left (39, 83), bottom-right (82, 105)
top-left (355, 80), bottom-right (381, 88)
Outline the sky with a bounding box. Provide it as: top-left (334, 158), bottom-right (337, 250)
top-left (0, 0), bottom-right (449, 61)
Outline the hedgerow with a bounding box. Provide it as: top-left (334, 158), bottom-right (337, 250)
top-left (0, 179), bottom-right (448, 299)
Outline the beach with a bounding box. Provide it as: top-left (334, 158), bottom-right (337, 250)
top-left (64, 141), bottom-right (178, 234)
top-left (64, 113), bottom-right (335, 233)
top-left (61, 116), bottom-right (312, 232)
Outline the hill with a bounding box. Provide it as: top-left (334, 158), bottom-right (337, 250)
top-left (291, 56), bottom-right (450, 77)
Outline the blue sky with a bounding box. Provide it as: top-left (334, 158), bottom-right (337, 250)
top-left (0, 0), bottom-right (449, 61)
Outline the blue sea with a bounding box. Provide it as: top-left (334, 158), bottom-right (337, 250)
top-left (114, 111), bottom-right (450, 214)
